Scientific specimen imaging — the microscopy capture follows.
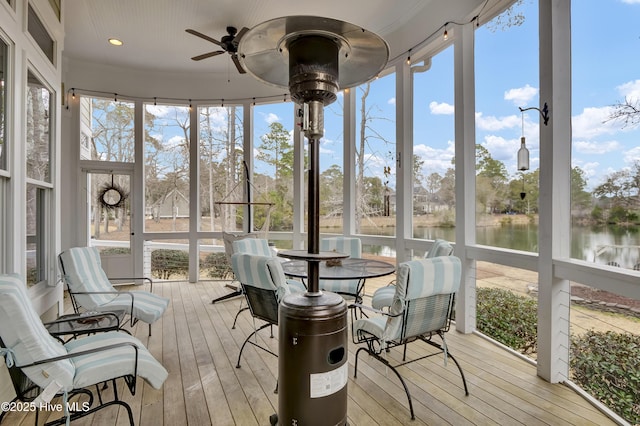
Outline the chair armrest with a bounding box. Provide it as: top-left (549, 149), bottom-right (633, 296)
top-left (109, 277), bottom-right (154, 292)
top-left (348, 303), bottom-right (401, 317)
top-left (44, 312), bottom-right (121, 327)
top-left (15, 341), bottom-right (139, 369)
top-left (71, 291), bottom-right (136, 327)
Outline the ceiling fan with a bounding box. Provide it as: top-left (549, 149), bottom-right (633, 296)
top-left (185, 26), bottom-right (249, 74)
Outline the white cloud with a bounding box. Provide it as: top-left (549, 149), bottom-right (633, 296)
top-left (165, 135), bottom-right (185, 148)
top-left (621, 0), bottom-right (640, 4)
top-left (572, 160), bottom-right (601, 188)
top-left (388, 97), bottom-right (396, 105)
top-left (482, 135), bottom-right (520, 162)
top-left (319, 146), bottom-right (334, 155)
top-left (617, 79), bottom-right (640, 100)
top-left (264, 112), bottom-right (279, 124)
top-left (429, 101), bottom-right (454, 115)
top-left (572, 106), bottom-right (619, 139)
top-left (146, 105), bottom-right (171, 117)
top-left (414, 142), bottom-right (455, 175)
top-left (475, 112), bottom-right (520, 131)
top-left (504, 84), bottom-right (539, 107)
top-left (573, 140), bottom-right (622, 155)
top-left (625, 146), bottom-right (640, 163)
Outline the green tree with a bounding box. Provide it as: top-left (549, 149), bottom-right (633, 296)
top-left (257, 122), bottom-right (294, 230)
top-left (438, 168), bottom-right (456, 209)
top-left (258, 122), bottom-right (293, 183)
top-left (320, 165), bottom-right (344, 217)
top-left (571, 166), bottom-right (592, 213)
top-left (476, 144), bottom-right (509, 213)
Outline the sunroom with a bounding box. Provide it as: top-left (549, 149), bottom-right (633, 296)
top-left (1, 0), bottom-right (639, 424)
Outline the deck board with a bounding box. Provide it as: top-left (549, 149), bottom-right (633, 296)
top-left (1, 280), bottom-right (619, 426)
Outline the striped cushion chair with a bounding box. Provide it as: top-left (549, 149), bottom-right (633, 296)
top-left (319, 237), bottom-right (363, 301)
top-left (233, 238), bottom-right (306, 293)
top-left (58, 247), bottom-right (169, 336)
top-left (351, 256), bottom-right (468, 420)
top-left (0, 274), bottom-right (168, 426)
top-left (371, 239), bottom-right (454, 310)
top-left (232, 237), bottom-right (273, 257)
top-left (231, 253), bottom-right (304, 371)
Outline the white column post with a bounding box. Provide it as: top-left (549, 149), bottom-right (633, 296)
top-left (133, 100), bottom-right (145, 279)
top-left (395, 62), bottom-right (412, 263)
top-left (188, 103), bottom-right (199, 283)
top-left (343, 89), bottom-right (356, 237)
top-left (454, 22), bottom-right (477, 333)
top-left (537, 0), bottom-right (572, 383)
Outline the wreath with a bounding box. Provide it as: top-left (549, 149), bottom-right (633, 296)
top-left (98, 181), bottom-right (128, 210)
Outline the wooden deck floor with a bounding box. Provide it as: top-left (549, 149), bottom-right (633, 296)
top-left (4, 280), bottom-right (617, 426)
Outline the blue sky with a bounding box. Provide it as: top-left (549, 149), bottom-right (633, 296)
top-left (253, 0), bottom-right (640, 191)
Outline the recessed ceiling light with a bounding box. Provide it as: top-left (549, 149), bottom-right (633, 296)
top-left (108, 38), bottom-right (123, 46)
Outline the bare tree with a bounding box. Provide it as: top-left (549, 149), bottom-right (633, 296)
top-left (607, 97), bottom-right (640, 128)
top-left (356, 82), bottom-right (395, 232)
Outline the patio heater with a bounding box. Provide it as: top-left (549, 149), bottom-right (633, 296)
top-left (238, 16), bottom-right (388, 425)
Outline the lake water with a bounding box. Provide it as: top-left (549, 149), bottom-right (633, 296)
top-left (356, 224), bottom-right (640, 269)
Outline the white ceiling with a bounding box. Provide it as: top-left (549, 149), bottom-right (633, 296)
top-left (63, 0), bottom-right (491, 77)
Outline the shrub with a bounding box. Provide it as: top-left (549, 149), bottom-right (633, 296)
top-left (100, 247), bottom-right (131, 255)
top-left (151, 249), bottom-right (189, 279)
top-left (476, 287), bottom-right (538, 355)
top-left (202, 252), bottom-right (233, 279)
top-left (570, 331), bottom-right (640, 424)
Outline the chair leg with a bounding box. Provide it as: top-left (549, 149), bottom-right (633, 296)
top-left (367, 350), bottom-right (416, 420)
top-left (447, 352), bottom-right (469, 395)
top-left (236, 322), bottom-right (273, 368)
top-left (231, 307), bottom-right (249, 329)
top-left (353, 347), bottom-right (367, 379)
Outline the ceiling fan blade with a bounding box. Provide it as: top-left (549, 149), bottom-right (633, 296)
top-left (191, 51), bottom-right (225, 61)
top-left (235, 27), bottom-right (249, 42)
top-left (185, 29), bottom-right (222, 47)
top-left (231, 54), bottom-right (246, 74)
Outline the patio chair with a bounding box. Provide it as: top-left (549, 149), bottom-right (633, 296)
top-left (210, 232), bottom-right (258, 322)
top-left (351, 256), bottom-right (468, 420)
top-left (0, 273), bottom-right (168, 426)
top-left (226, 237), bottom-right (305, 329)
top-left (230, 253), bottom-right (304, 372)
top-left (58, 247), bottom-right (169, 336)
top-left (371, 238), bottom-right (454, 310)
top-left (319, 236), bottom-right (363, 301)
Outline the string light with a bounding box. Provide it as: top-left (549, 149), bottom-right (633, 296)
top-left (221, 99), bottom-right (224, 107)
top-left (189, 99), bottom-right (192, 110)
top-left (63, 87), bottom-right (290, 106)
top-left (406, 49), bottom-right (411, 65)
top-left (443, 24), bottom-right (449, 41)
top-left (71, 88), bottom-right (76, 100)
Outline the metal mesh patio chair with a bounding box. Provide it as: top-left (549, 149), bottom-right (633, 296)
top-left (351, 256), bottom-right (468, 420)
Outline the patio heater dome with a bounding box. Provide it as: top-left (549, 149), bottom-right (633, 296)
top-left (238, 15), bottom-right (389, 105)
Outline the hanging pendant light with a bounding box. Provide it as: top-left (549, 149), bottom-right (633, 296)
top-left (518, 111), bottom-right (530, 171)
top-left (518, 136), bottom-right (529, 171)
